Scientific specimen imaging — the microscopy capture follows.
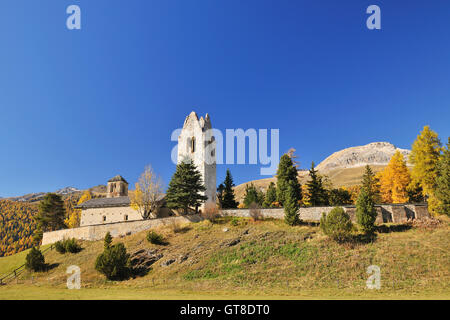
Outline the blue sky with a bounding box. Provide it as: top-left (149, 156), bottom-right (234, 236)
top-left (0, 0), bottom-right (449, 197)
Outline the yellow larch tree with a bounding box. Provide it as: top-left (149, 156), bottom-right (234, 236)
top-left (378, 151), bottom-right (411, 203)
top-left (65, 190), bottom-right (92, 228)
top-left (409, 125), bottom-right (443, 214)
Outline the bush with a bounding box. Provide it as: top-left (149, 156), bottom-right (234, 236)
top-left (95, 243), bottom-right (130, 280)
top-left (320, 207), bottom-right (353, 242)
top-left (146, 230), bottom-right (165, 245)
top-left (249, 203), bottom-right (263, 222)
top-left (201, 202), bottom-right (219, 222)
top-left (25, 247), bottom-right (46, 272)
top-left (65, 238), bottom-right (82, 253)
top-left (55, 238), bottom-right (82, 254)
top-left (230, 217), bottom-right (240, 226)
top-left (55, 240), bottom-right (66, 254)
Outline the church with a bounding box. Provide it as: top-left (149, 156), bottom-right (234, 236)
top-left (77, 111), bottom-right (217, 227)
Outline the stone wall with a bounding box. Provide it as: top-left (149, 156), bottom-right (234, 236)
top-left (42, 214), bottom-right (203, 245)
top-left (221, 204), bottom-right (429, 224)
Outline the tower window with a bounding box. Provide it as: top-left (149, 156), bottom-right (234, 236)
top-left (103, 216), bottom-right (106, 222)
top-left (191, 137), bottom-right (196, 153)
top-left (124, 215), bottom-right (128, 221)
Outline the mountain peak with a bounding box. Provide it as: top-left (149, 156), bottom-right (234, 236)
top-left (316, 142), bottom-right (411, 172)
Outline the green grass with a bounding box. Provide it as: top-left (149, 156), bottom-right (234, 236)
top-left (0, 245), bottom-right (51, 276)
top-left (0, 217), bottom-right (449, 299)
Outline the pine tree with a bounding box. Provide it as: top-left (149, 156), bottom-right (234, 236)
top-left (276, 154), bottom-right (302, 206)
top-left (306, 162), bottom-right (328, 206)
top-left (356, 184), bottom-right (377, 234)
top-left (284, 182), bottom-right (300, 226)
top-left (34, 193), bottom-right (66, 239)
top-left (434, 138), bottom-right (450, 216)
top-left (409, 126), bottom-right (443, 214)
top-left (263, 182), bottom-right (277, 208)
top-left (243, 183), bottom-right (264, 208)
top-left (104, 232), bottom-right (112, 250)
top-left (221, 169), bottom-right (239, 209)
top-left (378, 151), bottom-right (411, 203)
top-left (361, 165), bottom-right (381, 203)
top-left (25, 247), bottom-right (46, 272)
top-left (166, 159), bottom-right (207, 213)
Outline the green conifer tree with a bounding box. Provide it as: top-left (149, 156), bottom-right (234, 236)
top-left (221, 169), bottom-right (239, 209)
top-left (434, 138), bottom-right (450, 216)
top-left (166, 159), bottom-right (207, 213)
top-left (306, 162), bottom-right (328, 206)
top-left (276, 154), bottom-right (302, 206)
top-left (263, 182), bottom-right (277, 208)
top-left (284, 182), bottom-right (300, 226)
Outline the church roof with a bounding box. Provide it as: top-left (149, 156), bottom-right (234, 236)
top-left (108, 175), bottom-right (128, 184)
top-left (75, 194), bottom-right (166, 209)
top-left (76, 196), bottom-right (131, 209)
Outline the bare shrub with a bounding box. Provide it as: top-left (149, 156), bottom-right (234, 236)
top-left (201, 202), bottom-right (219, 222)
top-left (249, 203), bottom-right (263, 222)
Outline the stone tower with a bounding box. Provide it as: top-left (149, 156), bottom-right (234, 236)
top-left (177, 111), bottom-right (216, 209)
top-left (106, 175), bottom-right (129, 198)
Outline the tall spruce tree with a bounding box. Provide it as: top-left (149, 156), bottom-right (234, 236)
top-left (361, 165), bottom-right (381, 203)
top-left (356, 165), bottom-right (378, 234)
top-left (166, 159), bottom-right (207, 213)
top-left (221, 169), bottom-right (239, 209)
top-left (434, 138), bottom-right (450, 216)
top-left (276, 154), bottom-right (302, 206)
top-left (284, 182), bottom-right (300, 226)
top-left (263, 182), bottom-right (277, 208)
top-left (306, 162), bottom-right (328, 206)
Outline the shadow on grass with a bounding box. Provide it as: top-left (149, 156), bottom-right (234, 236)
top-left (376, 224), bottom-right (412, 233)
top-left (45, 263), bottom-right (60, 271)
top-left (174, 226), bottom-right (192, 234)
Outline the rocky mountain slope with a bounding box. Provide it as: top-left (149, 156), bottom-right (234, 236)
top-left (316, 142), bottom-right (410, 172)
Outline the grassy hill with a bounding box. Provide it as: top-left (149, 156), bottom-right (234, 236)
top-left (233, 165), bottom-right (387, 202)
top-left (0, 216), bottom-right (448, 299)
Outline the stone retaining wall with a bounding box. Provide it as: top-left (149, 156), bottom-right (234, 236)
top-left (42, 204), bottom-right (429, 245)
top-left (42, 214), bottom-right (203, 245)
top-left (221, 204), bottom-right (429, 224)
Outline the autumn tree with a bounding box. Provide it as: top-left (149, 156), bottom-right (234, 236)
top-left (378, 151), bottom-right (411, 203)
top-left (66, 191), bottom-right (92, 228)
top-left (166, 159), bottom-right (207, 214)
top-left (130, 165), bottom-right (164, 219)
top-left (276, 154), bottom-right (302, 206)
top-left (306, 162), bottom-right (328, 206)
top-left (409, 125), bottom-right (443, 214)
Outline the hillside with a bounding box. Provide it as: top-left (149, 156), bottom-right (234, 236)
top-left (0, 200), bottom-right (39, 257)
top-left (234, 142), bottom-right (409, 201)
top-left (0, 216), bottom-right (448, 299)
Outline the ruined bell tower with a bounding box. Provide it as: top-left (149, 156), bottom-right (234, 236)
top-left (177, 111), bottom-right (216, 209)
